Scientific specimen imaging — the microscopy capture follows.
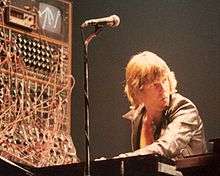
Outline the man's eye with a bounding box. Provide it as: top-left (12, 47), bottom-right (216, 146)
top-left (153, 83), bottom-right (160, 87)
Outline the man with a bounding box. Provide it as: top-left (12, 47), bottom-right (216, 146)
top-left (120, 51), bottom-right (207, 159)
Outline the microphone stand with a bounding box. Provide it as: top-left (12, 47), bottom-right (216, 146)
top-left (80, 26), bottom-right (103, 176)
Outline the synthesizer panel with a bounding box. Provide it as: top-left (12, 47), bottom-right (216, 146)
top-left (0, 0), bottom-right (77, 167)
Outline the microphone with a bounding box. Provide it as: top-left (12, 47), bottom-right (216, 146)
top-left (81, 15), bottom-right (120, 28)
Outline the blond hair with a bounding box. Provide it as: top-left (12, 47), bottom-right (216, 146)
top-left (125, 51), bottom-right (177, 106)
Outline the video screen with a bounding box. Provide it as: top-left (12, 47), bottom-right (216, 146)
top-left (38, 2), bottom-right (62, 34)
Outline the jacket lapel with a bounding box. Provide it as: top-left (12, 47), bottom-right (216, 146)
top-left (131, 108), bottom-right (145, 150)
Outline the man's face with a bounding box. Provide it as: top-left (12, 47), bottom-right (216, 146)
top-left (138, 76), bottom-right (171, 113)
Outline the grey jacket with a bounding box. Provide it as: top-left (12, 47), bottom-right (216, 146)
top-left (123, 93), bottom-right (207, 159)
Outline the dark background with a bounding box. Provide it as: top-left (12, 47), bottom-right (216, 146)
top-left (71, 0), bottom-right (220, 161)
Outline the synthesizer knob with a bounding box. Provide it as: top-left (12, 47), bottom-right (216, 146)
top-left (46, 52), bottom-right (50, 57)
top-left (37, 49), bottom-right (41, 54)
top-left (23, 45), bottom-right (27, 50)
top-left (37, 43), bottom-right (41, 48)
top-left (46, 46), bottom-right (50, 51)
top-left (17, 48), bottom-right (22, 55)
top-left (28, 40), bottom-right (32, 46)
top-left (46, 58), bottom-right (49, 63)
top-left (51, 46), bottom-right (55, 52)
top-left (41, 44), bottom-right (45, 50)
top-left (28, 52), bottom-right (32, 58)
top-left (0, 31), bottom-right (4, 38)
top-left (37, 55), bottom-right (41, 61)
top-left (23, 58), bottom-right (28, 63)
top-left (41, 51), bottom-right (45, 56)
top-left (23, 38), bottom-right (27, 45)
top-left (28, 59), bottom-right (32, 65)
top-left (37, 62), bottom-right (42, 67)
top-left (32, 54), bottom-right (36, 60)
top-left (18, 43), bottom-right (23, 49)
top-left (17, 37), bottom-right (23, 43)
top-left (28, 46), bottom-right (32, 52)
top-left (46, 65), bottom-right (50, 71)
top-left (23, 51), bottom-right (27, 57)
top-left (32, 41), bottom-right (37, 47)
top-left (33, 60), bottom-right (37, 66)
top-left (42, 63), bottom-right (46, 69)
